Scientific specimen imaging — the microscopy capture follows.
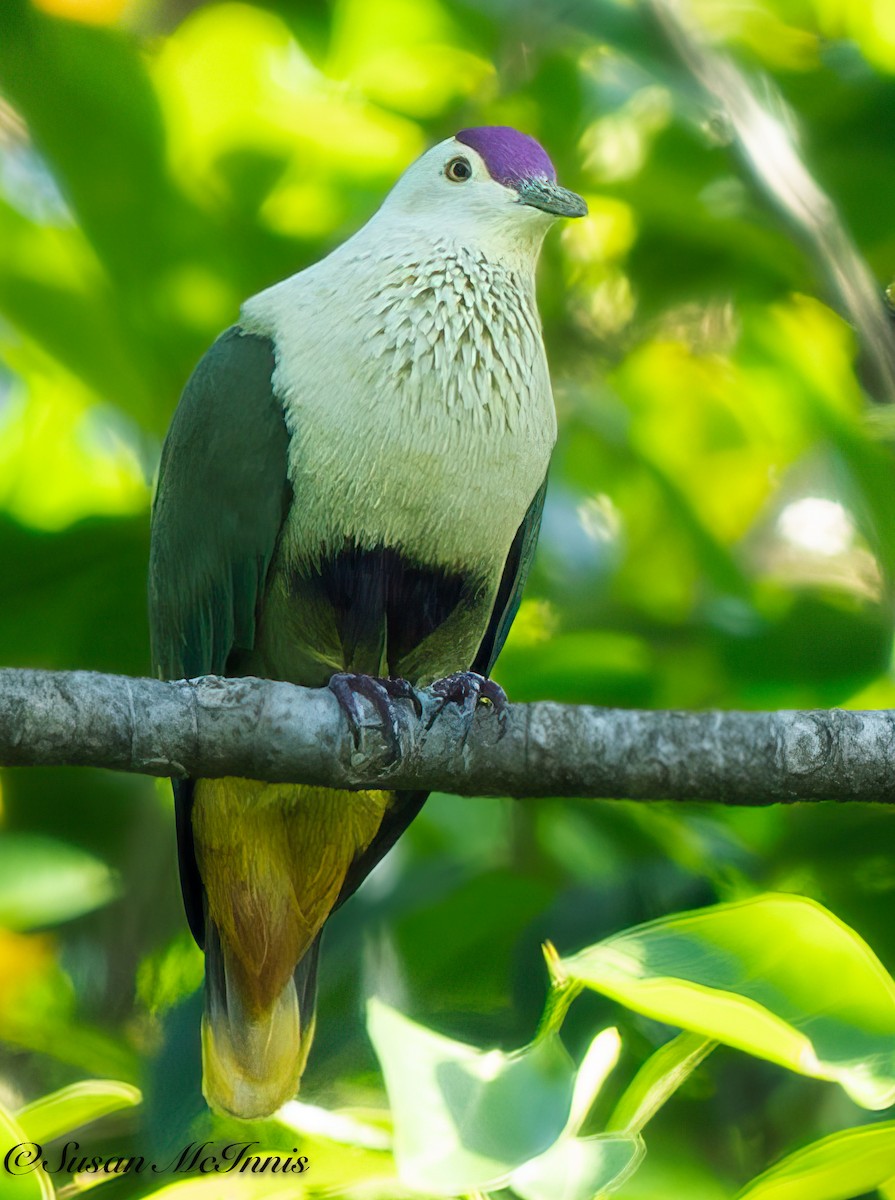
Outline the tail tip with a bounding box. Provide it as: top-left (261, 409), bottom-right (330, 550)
top-left (201, 1001), bottom-right (306, 1120)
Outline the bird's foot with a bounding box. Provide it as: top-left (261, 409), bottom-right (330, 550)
top-left (327, 673), bottom-right (421, 760)
top-left (424, 671), bottom-right (508, 738)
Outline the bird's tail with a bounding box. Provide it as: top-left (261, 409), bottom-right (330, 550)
top-left (201, 921), bottom-right (321, 1119)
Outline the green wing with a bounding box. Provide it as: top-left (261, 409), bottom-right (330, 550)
top-left (149, 325), bottom-right (291, 680)
top-left (472, 474), bottom-right (548, 677)
top-left (149, 325), bottom-right (291, 943)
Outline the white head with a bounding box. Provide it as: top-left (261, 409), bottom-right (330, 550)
top-left (372, 125), bottom-right (587, 260)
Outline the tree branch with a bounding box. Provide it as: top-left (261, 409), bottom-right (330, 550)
top-left (1, 669), bottom-right (893, 804)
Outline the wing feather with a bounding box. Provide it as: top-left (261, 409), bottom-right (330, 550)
top-left (149, 325), bottom-right (291, 942)
top-left (472, 474), bottom-right (548, 677)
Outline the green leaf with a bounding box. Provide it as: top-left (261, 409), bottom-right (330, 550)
top-left (606, 1032), bottom-right (715, 1134)
top-left (737, 1121), bottom-right (895, 1200)
top-left (567, 1027), bottom-right (623, 1134)
top-left (393, 869), bottom-right (555, 1013)
top-left (559, 893), bottom-right (895, 1109)
top-left (276, 1099), bottom-right (391, 1150)
top-left (609, 1125), bottom-right (736, 1200)
top-left (502, 1026), bottom-right (645, 1200)
top-left (0, 1098), bottom-right (53, 1200)
top-left (15, 1080), bottom-right (141, 1145)
top-left (367, 998), bottom-right (576, 1194)
top-left (0, 2), bottom-right (198, 296)
top-left (510, 1132), bottom-right (645, 1200)
top-left (140, 1176), bottom-right (310, 1199)
top-left (0, 834), bottom-right (118, 930)
top-left (0, 1006), bottom-right (140, 1083)
top-left (0, 514), bottom-right (150, 673)
top-left (0, 199), bottom-right (155, 418)
top-left (270, 1104), bottom-right (397, 1196)
top-left (136, 931), bottom-right (204, 1014)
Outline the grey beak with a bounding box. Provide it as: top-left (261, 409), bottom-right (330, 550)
top-left (516, 178), bottom-right (588, 218)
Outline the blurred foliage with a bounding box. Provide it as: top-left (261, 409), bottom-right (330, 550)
top-left (367, 895), bottom-right (895, 1198)
top-left (2, 0), bottom-right (895, 1195)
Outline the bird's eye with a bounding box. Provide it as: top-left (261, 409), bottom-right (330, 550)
top-left (445, 156), bottom-right (472, 183)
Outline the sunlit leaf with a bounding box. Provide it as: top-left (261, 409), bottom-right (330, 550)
top-left (606, 1032), bottom-right (715, 1134)
top-left (0, 1098), bottom-right (53, 1200)
top-left (209, 1098), bottom-right (401, 1196)
top-left (0, 1), bottom-right (197, 297)
top-left (0, 199), bottom-right (155, 418)
top-left (152, 1), bottom-right (423, 228)
top-left (559, 893), bottom-right (895, 1108)
top-left (276, 1100), bottom-right (391, 1150)
top-left (330, 0), bottom-right (494, 117)
top-left (509, 1132), bottom-right (646, 1200)
top-left (737, 1121), bottom-right (895, 1200)
top-left (0, 362), bottom-right (149, 531)
top-left (0, 833), bottom-right (118, 930)
top-left (267, 1127), bottom-right (398, 1197)
top-left (567, 1027), bottom-right (623, 1134)
top-left (499, 1025), bottom-right (656, 1197)
top-left (137, 1175), bottom-right (309, 1199)
top-left (367, 998), bottom-right (575, 1194)
top-left (16, 1080), bottom-right (141, 1145)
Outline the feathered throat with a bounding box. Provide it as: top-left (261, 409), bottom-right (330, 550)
top-left (359, 245), bottom-right (544, 433)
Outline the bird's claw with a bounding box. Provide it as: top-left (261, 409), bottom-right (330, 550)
top-left (328, 673), bottom-right (421, 760)
top-left (424, 671), bottom-right (508, 738)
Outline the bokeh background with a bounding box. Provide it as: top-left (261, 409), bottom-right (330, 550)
top-left (1, 0), bottom-right (895, 1194)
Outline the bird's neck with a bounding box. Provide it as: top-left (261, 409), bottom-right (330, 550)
top-left (345, 208), bottom-right (549, 277)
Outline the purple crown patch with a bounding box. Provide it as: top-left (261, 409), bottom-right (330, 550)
top-left (455, 126), bottom-right (557, 188)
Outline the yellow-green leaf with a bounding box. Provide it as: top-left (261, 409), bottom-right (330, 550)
top-left (606, 1032), bottom-right (715, 1134)
top-left (737, 1121), bottom-right (895, 1200)
top-left (367, 998), bottom-right (575, 1195)
top-left (0, 834), bottom-right (118, 930)
top-left (560, 893), bottom-right (895, 1108)
top-left (509, 1132), bottom-right (645, 1200)
top-left (0, 1098), bottom-right (53, 1200)
top-left (16, 1079), bottom-right (141, 1145)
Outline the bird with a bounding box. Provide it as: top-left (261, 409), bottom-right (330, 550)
top-left (148, 125), bottom-right (586, 1119)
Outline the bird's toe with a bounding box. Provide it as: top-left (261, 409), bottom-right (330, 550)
top-left (327, 672), bottom-right (419, 759)
top-left (425, 671), bottom-right (508, 736)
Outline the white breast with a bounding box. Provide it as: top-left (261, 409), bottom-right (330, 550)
top-left (242, 234), bottom-right (556, 576)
